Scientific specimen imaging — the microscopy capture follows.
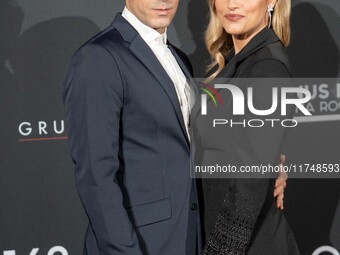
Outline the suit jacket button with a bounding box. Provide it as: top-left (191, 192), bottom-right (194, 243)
top-left (191, 203), bottom-right (198, 211)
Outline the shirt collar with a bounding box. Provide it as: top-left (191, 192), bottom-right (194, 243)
top-left (122, 6), bottom-right (167, 45)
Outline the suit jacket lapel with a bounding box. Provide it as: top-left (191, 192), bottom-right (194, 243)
top-left (216, 28), bottom-right (281, 110)
top-left (168, 44), bottom-right (192, 79)
top-left (112, 14), bottom-right (190, 146)
top-left (219, 28), bottom-right (280, 78)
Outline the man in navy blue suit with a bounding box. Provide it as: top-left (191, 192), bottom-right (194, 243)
top-left (64, 0), bottom-right (200, 254)
top-left (63, 1), bottom-right (287, 254)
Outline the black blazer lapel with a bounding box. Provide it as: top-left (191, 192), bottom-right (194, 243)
top-left (112, 14), bottom-right (190, 145)
top-left (219, 28), bottom-right (280, 78)
top-left (216, 28), bottom-right (281, 110)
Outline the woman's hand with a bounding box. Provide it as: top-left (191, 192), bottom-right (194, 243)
top-left (274, 154), bottom-right (288, 210)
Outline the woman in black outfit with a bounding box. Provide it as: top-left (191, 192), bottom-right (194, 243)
top-left (201, 0), bottom-right (300, 254)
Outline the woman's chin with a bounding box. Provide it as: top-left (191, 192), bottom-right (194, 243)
top-left (224, 26), bottom-right (245, 37)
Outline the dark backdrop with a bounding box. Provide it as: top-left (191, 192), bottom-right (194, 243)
top-left (1, 0), bottom-right (339, 254)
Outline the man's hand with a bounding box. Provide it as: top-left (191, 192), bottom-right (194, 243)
top-left (274, 154), bottom-right (288, 210)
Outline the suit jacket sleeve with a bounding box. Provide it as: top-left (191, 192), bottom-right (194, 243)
top-left (63, 44), bottom-right (143, 255)
top-left (203, 59), bottom-right (294, 255)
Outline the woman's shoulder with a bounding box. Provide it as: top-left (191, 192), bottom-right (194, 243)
top-left (237, 42), bottom-right (293, 78)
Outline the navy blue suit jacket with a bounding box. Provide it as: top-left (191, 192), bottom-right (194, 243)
top-left (63, 14), bottom-right (201, 255)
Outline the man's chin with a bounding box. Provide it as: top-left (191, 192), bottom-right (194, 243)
top-left (151, 21), bottom-right (171, 31)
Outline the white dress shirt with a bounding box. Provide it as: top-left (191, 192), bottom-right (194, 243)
top-left (122, 7), bottom-right (191, 137)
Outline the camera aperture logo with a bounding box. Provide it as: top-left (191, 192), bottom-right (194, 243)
top-left (199, 82), bottom-right (312, 128)
top-left (199, 82), bottom-right (223, 108)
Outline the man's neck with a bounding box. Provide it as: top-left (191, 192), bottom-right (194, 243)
top-left (156, 27), bottom-right (166, 34)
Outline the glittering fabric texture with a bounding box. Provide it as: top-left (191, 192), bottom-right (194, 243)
top-left (203, 192), bottom-right (262, 255)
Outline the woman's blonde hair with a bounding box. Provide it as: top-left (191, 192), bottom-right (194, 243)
top-left (205, 0), bottom-right (291, 80)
